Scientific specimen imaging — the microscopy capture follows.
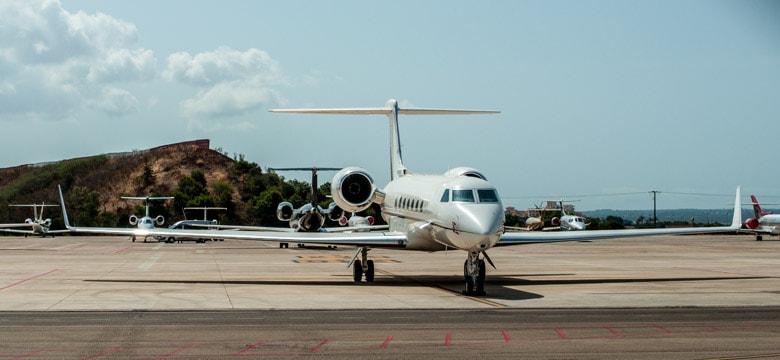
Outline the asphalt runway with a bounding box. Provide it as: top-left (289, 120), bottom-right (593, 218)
top-left (0, 308), bottom-right (778, 358)
top-left (0, 233), bottom-right (778, 358)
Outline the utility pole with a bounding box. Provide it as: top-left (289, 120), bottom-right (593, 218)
top-left (649, 190), bottom-right (660, 227)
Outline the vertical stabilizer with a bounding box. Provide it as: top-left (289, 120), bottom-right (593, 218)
top-left (270, 99), bottom-right (499, 181)
top-left (751, 195), bottom-right (771, 217)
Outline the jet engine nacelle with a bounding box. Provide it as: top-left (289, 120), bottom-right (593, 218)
top-left (129, 215), bottom-right (138, 226)
top-left (331, 167), bottom-right (378, 213)
top-left (745, 218), bottom-right (759, 229)
top-left (42, 218), bottom-right (52, 227)
top-left (551, 217), bottom-right (560, 226)
top-left (326, 202), bottom-right (345, 222)
top-left (276, 202), bottom-right (294, 221)
top-left (155, 215), bottom-right (165, 226)
top-left (24, 218), bottom-right (33, 224)
top-left (443, 167), bottom-right (487, 180)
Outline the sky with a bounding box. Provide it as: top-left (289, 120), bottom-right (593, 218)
top-left (1, 0), bottom-right (779, 211)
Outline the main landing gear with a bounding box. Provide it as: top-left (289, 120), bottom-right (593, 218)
top-left (350, 247), bottom-right (375, 283)
top-left (463, 252), bottom-right (487, 296)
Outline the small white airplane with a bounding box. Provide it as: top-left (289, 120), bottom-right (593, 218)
top-left (557, 200), bottom-right (588, 231)
top-left (742, 195), bottom-right (780, 241)
top-left (0, 203), bottom-right (69, 237)
top-left (122, 195), bottom-right (174, 242)
top-left (58, 99), bottom-right (743, 296)
top-left (269, 167), bottom-right (348, 232)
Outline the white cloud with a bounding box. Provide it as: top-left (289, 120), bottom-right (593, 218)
top-left (0, 0), bottom-right (155, 120)
top-left (87, 87), bottom-right (139, 116)
top-left (164, 47), bottom-right (288, 119)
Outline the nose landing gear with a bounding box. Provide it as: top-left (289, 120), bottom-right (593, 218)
top-left (463, 252), bottom-right (486, 296)
top-left (350, 247), bottom-right (375, 283)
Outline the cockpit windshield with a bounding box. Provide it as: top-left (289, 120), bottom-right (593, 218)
top-left (477, 189), bottom-right (499, 203)
top-left (442, 188), bottom-right (500, 203)
top-left (451, 189), bottom-right (475, 202)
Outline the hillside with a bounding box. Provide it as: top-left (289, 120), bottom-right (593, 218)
top-left (0, 140), bottom-right (244, 227)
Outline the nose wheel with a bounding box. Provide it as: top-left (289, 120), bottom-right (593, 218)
top-left (463, 252), bottom-right (486, 296)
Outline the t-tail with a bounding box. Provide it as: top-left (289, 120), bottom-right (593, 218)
top-left (270, 99), bottom-right (500, 180)
top-left (750, 195), bottom-right (771, 217)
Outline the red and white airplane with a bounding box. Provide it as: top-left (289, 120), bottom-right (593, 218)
top-left (743, 195), bottom-right (780, 241)
top-left (59, 99), bottom-right (743, 296)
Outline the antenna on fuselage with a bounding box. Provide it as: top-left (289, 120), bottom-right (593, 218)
top-left (270, 99), bottom-right (500, 181)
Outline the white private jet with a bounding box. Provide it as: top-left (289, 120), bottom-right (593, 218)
top-left (269, 167), bottom-right (348, 232)
top-left (122, 195), bottom-right (174, 242)
top-left (58, 99), bottom-right (742, 296)
top-left (558, 201), bottom-right (588, 231)
top-left (742, 195), bottom-right (780, 241)
top-left (0, 203), bottom-right (69, 237)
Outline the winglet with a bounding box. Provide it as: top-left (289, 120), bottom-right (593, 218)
top-left (730, 186), bottom-right (742, 230)
top-left (58, 185), bottom-right (73, 230)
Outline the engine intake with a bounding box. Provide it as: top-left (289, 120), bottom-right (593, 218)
top-left (326, 202), bottom-right (345, 222)
top-left (331, 167), bottom-right (378, 213)
top-left (276, 202), bottom-right (294, 221)
top-left (155, 215), bottom-right (165, 226)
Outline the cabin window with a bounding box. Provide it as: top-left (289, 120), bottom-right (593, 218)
top-left (440, 190), bottom-right (450, 202)
top-left (452, 189), bottom-right (475, 202)
top-left (477, 189), bottom-right (499, 203)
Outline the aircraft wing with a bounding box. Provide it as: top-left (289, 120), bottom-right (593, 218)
top-left (0, 223), bottom-right (35, 229)
top-left (500, 187), bottom-right (742, 245)
top-left (63, 224), bottom-right (409, 247)
top-left (498, 224), bottom-right (739, 245)
top-left (0, 228), bottom-right (35, 235)
top-left (184, 223), bottom-right (389, 233)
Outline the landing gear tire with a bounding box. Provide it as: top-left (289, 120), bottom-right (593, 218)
top-left (353, 260), bottom-right (363, 283)
top-left (756, 235), bottom-right (763, 241)
top-left (463, 254), bottom-right (487, 296)
top-left (365, 260), bottom-right (375, 282)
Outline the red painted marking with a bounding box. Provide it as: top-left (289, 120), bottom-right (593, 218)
top-left (380, 336), bottom-right (393, 349)
top-left (748, 322), bottom-right (767, 328)
top-left (233, 341), bottom-right (265, 356)
top-left (502, 330), bottom-right (511, 342)
top-left (154, 343), bottom-right (197, 359)
top-left (604, 326), bottom-right (622, 337)
top-left (652, 324), bottom-right (673, 333)
top-left (310, 339), bottom-right (330, 352)
top-left (444, 332), bottom-right (453, 346)
top-left (10, 350), bottom-right (46, 360)
top-left (553, 328), bottom-right (568, 340)
top-left (0, 269), bottom-right (58, 291)
top-left (82, 347), bottom-right (125, 359)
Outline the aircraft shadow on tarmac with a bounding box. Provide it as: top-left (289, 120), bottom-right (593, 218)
top-left (84, 274), bottom-right (769, 301)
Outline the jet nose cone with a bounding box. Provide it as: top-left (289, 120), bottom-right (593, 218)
top-left (449, 204), bottom-right (504, 250)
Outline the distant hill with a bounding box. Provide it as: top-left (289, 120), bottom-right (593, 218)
top-left (0, 140), bottom-right (243, 227)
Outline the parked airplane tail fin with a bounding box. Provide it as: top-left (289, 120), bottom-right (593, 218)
top-left (750, 195), bottom-right (771, 217)
top-left (57, 185), bottom-right (73, 230)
